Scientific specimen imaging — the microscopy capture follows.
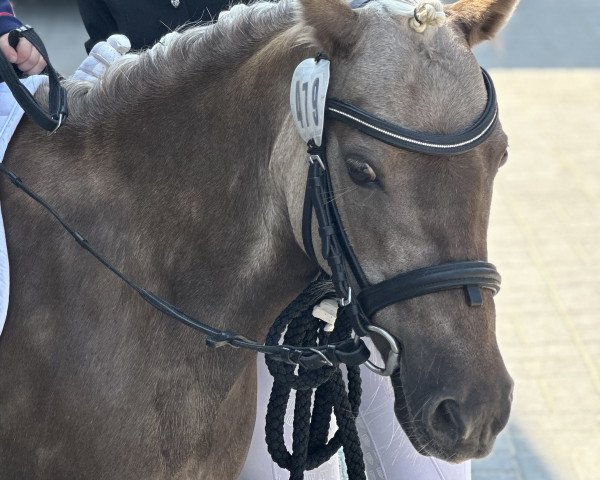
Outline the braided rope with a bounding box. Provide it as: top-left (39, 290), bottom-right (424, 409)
top-left (410, 1), bottom-right (446, 33)
top-left (265, 280), bottom-right (366, 479)
top-left (385, 0), bottom-right (446, 33)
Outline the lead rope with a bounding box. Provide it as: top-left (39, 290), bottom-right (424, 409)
top-left (265, 279), bottom-right (366, 480)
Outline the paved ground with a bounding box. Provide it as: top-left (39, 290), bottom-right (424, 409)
top-left (474, 0), bottom-right (600, 68)
top-left (9, 1), bottom-right (600, 479)
top-left (471, 70), bottom-right (600, 480)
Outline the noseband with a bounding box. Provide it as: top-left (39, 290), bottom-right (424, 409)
top-left (300, 61), bottom-right (501, 376)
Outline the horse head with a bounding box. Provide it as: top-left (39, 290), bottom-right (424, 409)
top-left (287, 0), bottom-right (518, 462)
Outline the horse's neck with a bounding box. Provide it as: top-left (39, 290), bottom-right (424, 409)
top-left (65, 30), bottom-right (317, 340)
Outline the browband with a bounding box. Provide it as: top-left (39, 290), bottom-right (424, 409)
top-left (326, 69), bottom-right (498, 156)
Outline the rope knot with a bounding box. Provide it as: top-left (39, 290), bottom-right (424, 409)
top-left (409, 0), bottom-right (446, 33)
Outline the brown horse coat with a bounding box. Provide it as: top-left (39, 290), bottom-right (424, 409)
top-left (0, 0), bottom-right (518, 477)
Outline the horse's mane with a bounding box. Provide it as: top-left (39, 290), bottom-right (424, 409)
top-left (64, 0), bottom-right (303, 126)
top-left (61, 0), bottom-right (433, 127)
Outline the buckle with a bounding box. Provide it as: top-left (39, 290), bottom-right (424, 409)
top-left (307, 153), bottom-right (325, 170)
top-left (338, 286), bottom-right (352, 307)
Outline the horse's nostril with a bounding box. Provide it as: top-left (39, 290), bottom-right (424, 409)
top-left (428, 399), bottom-right (465, 445)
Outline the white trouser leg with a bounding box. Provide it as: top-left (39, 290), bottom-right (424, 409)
top-left (238, 358), bottom-right (343, 479)
top-left (356, 343), bottom-right (471, 480)
top-left (238, 349), bottom-right (471, 480)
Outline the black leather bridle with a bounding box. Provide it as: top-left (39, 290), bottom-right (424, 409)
top-left (0, 39), bottom-right (500, 376)
top-left (301, 66), bottom-right (502, 375)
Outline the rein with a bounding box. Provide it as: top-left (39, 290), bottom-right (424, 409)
top-left (0, 164), bottom-right (369, 369)
top-left (0, 26), bottom-right (68, 133)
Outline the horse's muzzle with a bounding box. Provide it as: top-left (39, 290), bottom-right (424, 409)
top-left (420, 373), bottom-right (514, 462)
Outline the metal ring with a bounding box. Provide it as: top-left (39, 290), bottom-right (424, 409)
top-left (364, 325), bottom-right (400, 377)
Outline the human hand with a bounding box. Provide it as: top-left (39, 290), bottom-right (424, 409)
top-left (0, 33), bottom-right (47, 75)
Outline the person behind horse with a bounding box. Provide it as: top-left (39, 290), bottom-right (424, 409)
top-left (78, 0), bottom-right (235, 53)
top-left (73, 2), bottom-right (475, 479)
top-left (0, 0), bottom-right (45, 75)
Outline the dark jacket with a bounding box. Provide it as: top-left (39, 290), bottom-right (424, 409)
top-left (78, 0), bottom-right (231, 53)
top-left (0, 0), bottom-right (23, 37)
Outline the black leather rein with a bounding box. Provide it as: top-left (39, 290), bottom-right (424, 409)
top-left (0, 32), bottom-right (369, 372)
top-left (0, 26), bottom-right (68, 133)
top-left (0, 163), bottom-right (369, 370)
top-left (302, 66), bottom-right (502, 375)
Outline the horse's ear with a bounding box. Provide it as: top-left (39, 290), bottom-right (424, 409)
top-left (445, 0), bottom-right (519, 47)
top-left (298, 0), bottom-right (359, 54)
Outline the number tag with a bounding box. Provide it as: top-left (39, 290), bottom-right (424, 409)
top-left (290, 58), bottom-right (330, 147)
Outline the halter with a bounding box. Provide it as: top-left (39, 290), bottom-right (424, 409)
top-left (301, 62), bottom-right (501, 375)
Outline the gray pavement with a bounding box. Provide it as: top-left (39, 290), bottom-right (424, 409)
top-left (475, 0), bottom-right (600, 68)
top-left (470, 69), bottom-right (600, 480)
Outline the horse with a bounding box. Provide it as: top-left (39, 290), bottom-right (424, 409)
top-left (0, 0), bottom-right (517, 477)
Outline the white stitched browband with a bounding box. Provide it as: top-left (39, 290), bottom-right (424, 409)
top-left (326, 106), bottom-right (498, 150)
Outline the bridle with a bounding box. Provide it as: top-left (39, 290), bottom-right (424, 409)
top-left (301, 61), bottom-right (502, 375)
top-left (0, 29), bottom-right (503, 480)
top-left (0, 40), bottom-right (501, 377)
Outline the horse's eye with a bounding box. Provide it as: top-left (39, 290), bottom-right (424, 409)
top-left (499, 148), bottom-right (509, 168)
top-left (347, 160), bottom-right (377, 184)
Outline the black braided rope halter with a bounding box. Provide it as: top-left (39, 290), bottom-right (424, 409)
top-left (265, 279), bottom-right (366, 480)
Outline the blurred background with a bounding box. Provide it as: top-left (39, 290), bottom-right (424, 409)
top-left (9, 1), bottom-right (600, 479)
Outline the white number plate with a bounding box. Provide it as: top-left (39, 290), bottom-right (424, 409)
top-left (289, 58), bottom-right (330, 147)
